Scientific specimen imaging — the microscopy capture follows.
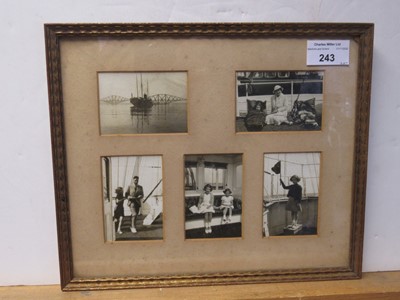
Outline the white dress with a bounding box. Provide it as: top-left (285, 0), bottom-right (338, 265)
top-left (220, 195), bottom-right (234, 209)
top-left (198, 193), bottom-right (215, 213)
top-left (265, 93), bottom-right (291, 125)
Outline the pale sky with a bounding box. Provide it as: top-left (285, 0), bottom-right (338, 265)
top-left (107, 156), bottom-right (163, 197)
top-left (98, 72), bottom-right (187, 99)
top-left (264, 152), bottom-right (320, 196)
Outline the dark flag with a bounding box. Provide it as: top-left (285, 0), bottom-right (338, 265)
top-left (271, 161), bottom-right (281, 174)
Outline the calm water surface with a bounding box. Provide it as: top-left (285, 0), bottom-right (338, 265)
top-left (100, 101), bottom-right (187, 134)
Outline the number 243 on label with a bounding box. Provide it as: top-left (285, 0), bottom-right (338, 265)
top-left (319, 54), bottom-right (335, 62)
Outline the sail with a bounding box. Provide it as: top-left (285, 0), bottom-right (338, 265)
top-left (264, 153), bottom-right (320, 198)
top-left (108, 156), bottom-right (162, 195)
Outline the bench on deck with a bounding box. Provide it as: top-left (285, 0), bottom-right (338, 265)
top-left (185, 193), bottom-right (242, 221)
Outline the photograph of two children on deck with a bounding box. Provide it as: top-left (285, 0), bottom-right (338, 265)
top-left (184, 154), bottom-right (243, 239)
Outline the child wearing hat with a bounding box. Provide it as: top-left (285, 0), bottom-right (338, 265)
top-left (280, 175), bottom-right (302, 228)
top-left (220, 188), bottom-right (234, 224)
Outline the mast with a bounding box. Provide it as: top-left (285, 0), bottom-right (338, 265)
top-left (140, 73), bottom-right (144, 97)
top-left (270, 172), bottom-right (274, 198)
top-left (136, 76), bottom-right (139, 98)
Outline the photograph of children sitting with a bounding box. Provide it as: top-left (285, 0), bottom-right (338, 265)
top-left (236, 71), bottom-right (323, 132)
top-left (184, 154), bottom-right (242, 239)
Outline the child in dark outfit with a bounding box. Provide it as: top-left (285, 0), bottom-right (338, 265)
top-left (280, 175), bottom-right (302, 228)
top-left (113, 187), bottom-right (125, 234)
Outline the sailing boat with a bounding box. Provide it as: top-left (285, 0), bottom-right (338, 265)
top-left (130, 74), bottom-right (153, 109)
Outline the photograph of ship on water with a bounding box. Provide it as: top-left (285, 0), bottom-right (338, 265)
top-left (236, 71), bottom-right (323, 132)
top-left (98, 72), bottom-right (187, 134)
top-left (102, 155), bottom-right (163, 241)
top-left (184, 154), bottom-right (242, 239)
top-left (263, 152), bottom-right (320, 237)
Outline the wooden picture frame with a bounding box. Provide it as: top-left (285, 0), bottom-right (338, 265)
top-left (45, 23), bottom-right (374, 291)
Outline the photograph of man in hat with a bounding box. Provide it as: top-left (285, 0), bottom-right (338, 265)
top-left (125, 176), bottom-right (144, 233)
top-left (265, 85), bottom-right (292, 126)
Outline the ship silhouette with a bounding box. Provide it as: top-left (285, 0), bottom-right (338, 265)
top-left (130, 74), bottom-right (153, 109)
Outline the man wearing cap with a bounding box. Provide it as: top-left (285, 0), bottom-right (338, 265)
top-left (265, 85), bottom-right (292, 125)
top-left (125, 176), bottom-right (144, 233)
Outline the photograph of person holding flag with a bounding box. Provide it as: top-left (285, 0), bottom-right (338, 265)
top-left (263, 153), bottom-right (320, 237)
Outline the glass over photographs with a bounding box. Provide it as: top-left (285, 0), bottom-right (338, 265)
top-left (45, 23), bottom-right (373, 291)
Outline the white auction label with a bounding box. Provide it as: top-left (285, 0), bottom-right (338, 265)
top-left (307, 40), bottom-right (350, 65)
